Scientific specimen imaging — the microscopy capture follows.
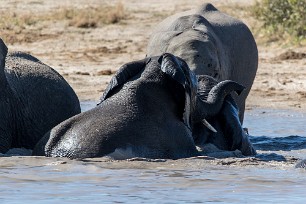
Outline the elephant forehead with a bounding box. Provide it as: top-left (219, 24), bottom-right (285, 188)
top-left (167, 30), bottom-right (215, 52)
top-left (168, 14), bottom-right (209, 31)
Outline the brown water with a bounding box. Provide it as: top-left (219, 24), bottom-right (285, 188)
top-left (0, 102), bottom-right (305, 203)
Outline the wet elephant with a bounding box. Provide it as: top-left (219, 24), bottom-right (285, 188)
top-left (0, 38), bottom-right (80, 153)
top-left (33, 53), bottom-right (244, 159)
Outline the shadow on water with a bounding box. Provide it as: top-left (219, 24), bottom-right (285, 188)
top-left (243, 108), bottom-right (306, 164)
top-left (255, 153), bottom-right (287, 162)
top-left (242, 134), bottom-right (305, 163)
top-left (250, 135), bottom-right (306, 151)
top-left (248, 135), bottom-right (306, 162)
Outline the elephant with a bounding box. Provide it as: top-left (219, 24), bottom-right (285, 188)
top-left (33, 53), bottom-right (245, 159)
top-left (0, 38), bottom-right (81, 153)
top-left (146, 3), bottom-right (258, 123)
top-left (296, 159), bottom-right (306, 168)
top-left (193, 75), bottom-right (256, 156)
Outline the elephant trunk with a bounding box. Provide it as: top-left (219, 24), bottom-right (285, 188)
top-left (194, 80), bottom-right (245, 121)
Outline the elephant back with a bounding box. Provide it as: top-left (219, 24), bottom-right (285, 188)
top-left (4, 52), bottom-right (81, 149)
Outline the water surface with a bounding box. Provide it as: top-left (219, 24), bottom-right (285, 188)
top-left (0, 103), bottom-right (305, 203)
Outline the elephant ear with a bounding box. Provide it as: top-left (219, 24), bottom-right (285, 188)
top-left (159, 53), bottom-right (197, 129)
top-left (97, 58), bottom-right (149, 105)
top-left (159, 53), bottom-right (187, 85)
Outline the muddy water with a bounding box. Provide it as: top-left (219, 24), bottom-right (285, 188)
top-left (0, 102), bottom-right (305, 203)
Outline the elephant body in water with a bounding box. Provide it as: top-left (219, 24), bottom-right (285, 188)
top-left (0, 39), bottom-right (80, 153)
top-left (147, 3), bottom-right (258, 123)
top-left (33, 53), bottom-right (247, 159)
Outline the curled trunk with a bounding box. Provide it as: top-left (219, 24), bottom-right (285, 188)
top-left (194, 80), bottom-right (245, 121)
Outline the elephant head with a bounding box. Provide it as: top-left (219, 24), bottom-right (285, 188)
top-left (0, 38), bottom-right (80, 153)
top-left (34, 53), bottom-right (244, 159)
top-left (192, 75), bottom-right (256, 156)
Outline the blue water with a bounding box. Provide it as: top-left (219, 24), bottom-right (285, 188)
top-left (0, 103), bottom-right (305, 203)
top-left (244, 108), bottom-right (306, 137)
top-left (0, 166), bottom-right (304, 203)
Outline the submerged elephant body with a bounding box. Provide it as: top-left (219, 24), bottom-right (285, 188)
top-left (147, 3), bottom-right (258, 122)
top-left (0, 39), bottom-right (80, 153)
top-left (34, 53), bottom-right (246, 159)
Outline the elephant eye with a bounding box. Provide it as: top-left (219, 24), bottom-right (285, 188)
top-left (191, 26), bottom-right (208, 38)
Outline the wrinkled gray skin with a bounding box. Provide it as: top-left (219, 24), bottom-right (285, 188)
top-left (0, 39), bottom-right (80, 153)
top-left (193, 75), bottom-right (256, 156)
top-left (33, 53), bottom-right (244, 159)
top-left (147, 3), bottom-right (258, 123)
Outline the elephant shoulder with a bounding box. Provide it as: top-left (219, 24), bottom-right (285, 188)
top-left (5, 52), bottom-right (78, 109)
top-left (7, 51), bottom-right (40, 63)
top-left (5, 51), bottom-right (65, 83)
top-left (5, 52), bottom-right (54, 75)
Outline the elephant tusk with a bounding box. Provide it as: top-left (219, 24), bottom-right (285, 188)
top-left (202, 119), bottom-right (217, 133)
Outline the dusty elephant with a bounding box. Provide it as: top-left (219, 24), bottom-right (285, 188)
top-left (33, 53), bottom-right (244, 159)
top-left (193, 75), bottom-right (256, 156)
top-left (146, 3), bottom-right (258, 123)
top-left (0, 38), bottom-right (81, 153)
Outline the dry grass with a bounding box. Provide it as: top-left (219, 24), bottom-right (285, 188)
top-left (106, 2), bottom-right (125, 24)
top-left (65, 2), bottom-right (126, 28)
top-left (0, 12), bottom-right (38, 31)
top-left (0, 2), bottom-right (127, 44)
top-left (0, 11), bottom-right (57, 44)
